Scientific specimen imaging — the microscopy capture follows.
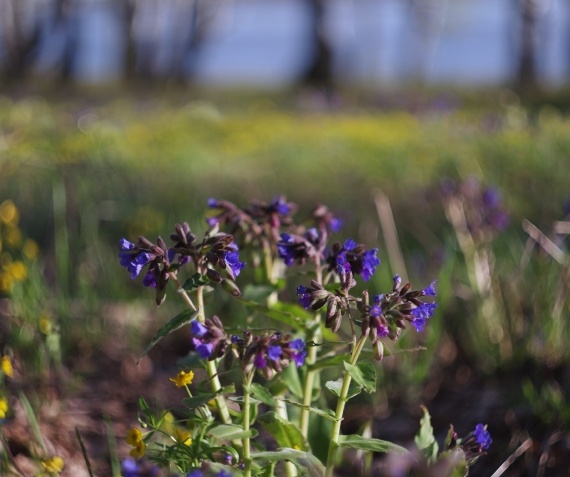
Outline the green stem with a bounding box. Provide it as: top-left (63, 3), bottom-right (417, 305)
top-left (324, 335), bottom-right (367, 477)
top-left (242, 371), bottom-right (255, 477)
top-left (193, 285), bottom-right (233, 425)
top-left (299, 265), bottom-right (324, 438)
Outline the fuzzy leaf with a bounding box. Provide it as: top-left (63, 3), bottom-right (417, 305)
top-left (309, 353), bottom-right (351, 371)
top-left (209, 424), bottom-right (258, 441)
top-left (281, 363), bottom-right (304, 399)
top-left (344, 361), bottom-right (376, 394)
top-left (338, 435), bottom-right (410, 455)
top-left (258, 412), bottom-right (308, 451)
top-left (182, 393), bottom-right (217, 410)
top-left (279, 399), bottom-right (337, 421)
top-left (415, 405), bottom-right (439, 463)
top-left (253, 449), bottom-right (325, 477)
top-left (325, 378), bottom-right (362, 400)
top-left (250, 383), bottom-right (278, 407)
top-left (138, 309), bottom-right (198, 363)
top-left (181, 272), bottom-right (210, 292)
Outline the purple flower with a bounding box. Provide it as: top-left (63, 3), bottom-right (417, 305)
top-left (270, 196), bottom-right (291, 216)
top-left (191, 320), bottom-right (208, 337)
top-left (289, 338), bottom-right (307, 367)
top-left (193, 340), bottom-right (214, 359)
top-left (187, 471), bottom-right (203, 477)
top-left (142, 267), bottom-right (158, 288)
top-left (254, 352), bottom-right (267, 369)
top-left (121, 458), bottom-right (159, 477)
top-left (297, 285), bottom-right (313, 309)
top-left (327, 239), bottom-right (380, 282)
top-left (277, 234), bottom-right (296, 266)
top-left (422, 281), bottom-right (437, 296)
top-left (119, 238), bottom-right (153, 279)
top-left (224, 250), bottom-right (245, 278)
top-left (330, 218), bottom-right (343, 233)
top-left (473, 424), bottom-right (492, 451)
top-left (268, 345), bottom-right (282, 361)
top-left (410, 302), bottom-right (438, 332)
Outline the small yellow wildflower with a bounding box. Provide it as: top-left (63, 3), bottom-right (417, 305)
top-left (2, 355), bottom-right (13, 378)
top-left (169, 370), bottom-right (194, 388)
top-left (22, 239), bottom-right (39, 260)
top-left (174, 428), bottom-right (192, 446)
top-left (0, 398), bottom-right (8, 418)
top-left (0, 273), bottom-right (13, 293)
top-left (0, 200), bottom-right (19, 226)
top-left (39, 316), bottom-right (52, 335)
top-left (126, 428), bottom-right (143, 446)
top-left (41, 456), bottom-right (64, 473)
top-left (129, 440), bottom-right (145, 459)
top-left (5, 226), bottom-right (22, 247)
top-left (7, 261), bottom-right (27, 281)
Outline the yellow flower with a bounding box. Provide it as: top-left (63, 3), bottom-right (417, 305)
top-left (0, 273), bottom-right (13, 293)
top-left (2, 356), bottom-right (13, 378)
top-left (0, 398), bottom-right (8, 418)
top-left (22, 239), bottom-right (39, 260)
top-left (7, 261), bottom-right (27, 281)
top-left (4, 226), bottom-right (22, 248)
top-left (169, 370), bottom-right (194, 388)
top-left (41, 456), bottom-right (64, 473)
top-left (129, 440), bottom-right (145, 459)
top-left (0, 200), bottom-right (19, 226)
top-left (126, 428), bottom-right (143, 446)
top-left (39, 316), bottom-right (52, 335)
top-left (174, 428), bottom-right (192, 446)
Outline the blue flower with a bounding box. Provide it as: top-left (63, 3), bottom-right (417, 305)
top-left (277, 234), bottom-right (297, 266)
top-left (296, 285), bottom-right (313, 309)
top-left (289, 339), bottom-right (307, 367)
top-left (422, 281), bottom-right (437, 296)
top-left (330, 217), bottom-right (343, 233)
top-left (254, 352), bottom-right (267, 369)
top-left (410, 302), bottom-right (438, 332)
top-left (225, 250), bottom-right (245, 278)
top-left (473, 424), bottom-right (492, 451)
top-left (268, 345), bottom-right (282, 361)
top-left (119, 238), bottom-right (153, 279)
top-left (327, 239), bottom-right (380, 282)
top-left (187, 471), bottom-right (203, 477)
top-left (191, 320), bottom-right (208, 337)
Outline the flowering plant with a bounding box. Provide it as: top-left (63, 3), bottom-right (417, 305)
top-left (119, 196), bottom-right (491, 477)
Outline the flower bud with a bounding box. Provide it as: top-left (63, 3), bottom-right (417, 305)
top-left (221, 278), bottom-right (241, 297)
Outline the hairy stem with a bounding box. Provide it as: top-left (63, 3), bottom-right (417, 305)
top-left (242, 371), bottom-right (255, 477)
top-left (325, 335), bottom-right (367, 477)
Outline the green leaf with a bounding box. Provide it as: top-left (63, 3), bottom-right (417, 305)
top-left (438, 449), bottom-right (468, 477)
top-left (343, 361), bottom-right (376, 394)
top-left (253, 449), bottom-right (325, 477)
top-left (415, 405), bottom-right (439, 463)
top-left (281, 363), bottom-right (304, 399)
top-left (279, 399), bottom-right (337, 421)
top-left (308, 353), bottom-right (351, 371)
top-left (209, 424), bottom-right (258, 441)
top-left (324, 378), bottom-right (361, 400)
top-left (258, 412), bottom-right (308, 451)
top-left (242, 283), bottom-right (283, 302)
top-left (338, 435), bottom-right (410, 455)
top-left (237, 298), bottom-right (312, 330)
top-left (250, 383), bottom-right (278, 407)
top-left (181, 272), bottom-right (210, 292)
top-left (182, 393), bottom-right (217, 410)
top-left (138, 309), bottom-right (199, 363)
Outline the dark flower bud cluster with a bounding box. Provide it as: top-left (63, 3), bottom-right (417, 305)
top-left (119, 236), bottom-right (174, 304)
top-left (296, 280), bottom-right (353, 333)
top-left (446, 423), bottom-right (492, 466)
top-left (326, 238), bottom-right (380, 282)
top-left (189, 316), bottom-right (230, 360)
top-left (277, 227), bottom-right (325, 266)
top-left (207, 196), bottom-right (297, 245)
top-left (231, 331), bottom-right (307, 379)
top-left (309, 204), bottom-right (343, 236)
top-left (441, 178), bottom-right (509, 243)
top-left (170, 223), bottom-right (245, 281)
top-left (360, 275), bottom-right (437, 360)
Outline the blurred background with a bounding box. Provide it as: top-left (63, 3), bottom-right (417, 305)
top-left (1, 0), bottom-right (570, 91)
top-left (1, 1), bottom-right (570, 476)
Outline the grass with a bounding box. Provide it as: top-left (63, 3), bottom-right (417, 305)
top-left (0, 90), bottom-right (569, 475)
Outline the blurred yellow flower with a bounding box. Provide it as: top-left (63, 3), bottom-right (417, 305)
top-left (41, 456), bottom-right (64, 473)
top-left (169, 370), bottom-right (194, 388)
top-left (4, 226), bottom-right (22, 247)
top-left (7, 261), bottom-right (27, 281)
top-left (126, 428), bottom-right (143, 446)
top-left (2, 356), bottom-right (13, 378)
top-left (0, 200), bottom-right (19, 226)
top-left (0, 274), bottom-right (13, 293)
top-left (0, 398), bottom-right (8, 418)
top-left (174, 428), bottom-right (192, 446)
top-left (22, 239), bottom-right (39, 260)
top-left (129, 440), bottom-right (145, 459)
top-left (39, 316), bottom-right (52, 335)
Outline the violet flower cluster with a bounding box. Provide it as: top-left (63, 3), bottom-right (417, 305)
top-left (447, 423), bottom-right (493, 466)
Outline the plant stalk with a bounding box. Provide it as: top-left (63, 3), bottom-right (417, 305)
top-left (242, 371), bottom-right (255, 477)
top-left (325, 335), bottom-right (367, 477)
